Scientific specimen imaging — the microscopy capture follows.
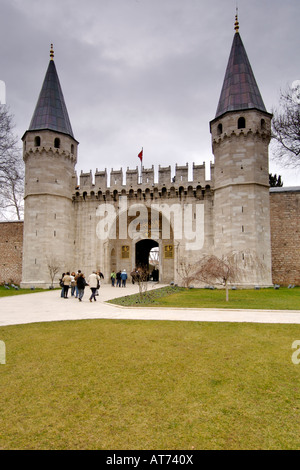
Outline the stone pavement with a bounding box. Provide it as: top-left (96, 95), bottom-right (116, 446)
top-left (0, 283), bottom-right (300, 327)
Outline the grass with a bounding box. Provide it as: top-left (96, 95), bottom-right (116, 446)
top-left (0, 285), bottom-right (53, 297)
top-left (108, 285), bottom-right (300, 310)
top-left (0, 319), bottom-right (300, 450)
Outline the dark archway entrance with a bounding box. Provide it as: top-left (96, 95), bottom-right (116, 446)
top-left (135, 239), bottom-right (159, 280)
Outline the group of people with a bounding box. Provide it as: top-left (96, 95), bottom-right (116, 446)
top-left (60, 270), bottom-right (104, 302)
top-left (110, 267), bottom-right (159, 287)
top-left (60, 265), bottom-right (159, 300)
top-left (110, 269), bottom-right (128, 287)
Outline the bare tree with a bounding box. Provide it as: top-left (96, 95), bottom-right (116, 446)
top-left (46, 256), bottom-right (61, 288)
top-left (271, 84), bottom-right (300, 168)
top-left (177, 259), bottom-right (199, 288)
top-left (0, 104), bottom-right (24, 220)
top-left (0, 162), bottom-right (24, 220)
top-left (0, 105), bottom-right (19, 176)
top-left (195, 253), bottom-right (239, 301)
top-left (194, 250), bottom-right (269, 300)
top-left (269, 173), bottom-right (283, 187)
top-left (131, 267), bottom-right (149, 301)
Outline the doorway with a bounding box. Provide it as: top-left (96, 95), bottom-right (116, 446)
top-left (135, 239), bottom-right (159, 280)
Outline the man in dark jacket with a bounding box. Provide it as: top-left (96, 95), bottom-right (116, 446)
top-left (116, 270), bottom-right (121, 287)
top-left (76, 273), bottom-right (86, 302)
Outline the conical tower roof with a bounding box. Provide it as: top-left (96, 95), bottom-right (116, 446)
top-left (28, 45), bottom-right (74, 138)
top-left (215, 16), bottom-right (267, 119)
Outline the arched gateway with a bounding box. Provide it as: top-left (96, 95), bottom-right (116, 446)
top-left (107, 205), bottom-right (175, 284)
top-left (135, 239), bottom-right (158, 271)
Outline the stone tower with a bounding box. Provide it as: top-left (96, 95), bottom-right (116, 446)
top-left (21, 45), bottom-right (78, 288)
top-left (210, 16), bottom-right (273, 286)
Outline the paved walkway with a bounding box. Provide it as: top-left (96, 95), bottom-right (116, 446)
top-left (0, 283), bottom-right (300, 326)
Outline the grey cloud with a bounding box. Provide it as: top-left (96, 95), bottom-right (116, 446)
top-left (1, 0), bottom-right (299, 185)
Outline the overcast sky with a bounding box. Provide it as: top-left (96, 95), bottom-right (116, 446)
top-left (1, 0), bottom-right (299, 186)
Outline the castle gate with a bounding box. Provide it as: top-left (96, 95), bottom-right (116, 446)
top-left (135, 239), bottom-right (158, 272)
top-left (107, 205), bottom-right (175, 284)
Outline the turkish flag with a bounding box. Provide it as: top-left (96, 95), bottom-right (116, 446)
top-left (138, 149), bottom-right (143, 161)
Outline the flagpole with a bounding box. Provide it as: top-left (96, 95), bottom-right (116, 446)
top-left (140, 147), bottom-right (143, 184)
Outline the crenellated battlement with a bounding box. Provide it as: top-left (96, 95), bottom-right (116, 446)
top-left (73, 161), bottom-right (214, 199)
top-left (23, 145), bottom-right (77, 164)
top-left (210, 109), bottom-right (272, 152)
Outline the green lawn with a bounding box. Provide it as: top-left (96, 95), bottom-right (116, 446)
top-left (0, 319), bottom-right (300, 450)
top-left (0, 285), bottom-right (52, 297)
top-left (108, 286), bottom-right (300, 310)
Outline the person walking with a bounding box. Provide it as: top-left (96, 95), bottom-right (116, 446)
top-left (59, 273), bottom-right (65, 298)
top-left (62, 272), bottom-right (72, 298)
top-left (95, 270), bottom-right (103, 296)
top-left (70, 272), bottom-right (76, 296)
top-left (110, 271), bottom-right (116, 286)
top-left (76, 273), bottom-right (86, 301)
top-left (121, 269), bottom-right (127, 287)
top-left (116, 270), bottom-right (121, 287)
top-left (88, 271), bottom-right (100, 302)
top-left (74, 270), bottom-right (82, 298)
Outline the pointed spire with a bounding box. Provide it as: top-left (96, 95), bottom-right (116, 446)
top-left (28, 46), bottom-right (74, 138)
top-left (214, 14), bottom-right (267, 119)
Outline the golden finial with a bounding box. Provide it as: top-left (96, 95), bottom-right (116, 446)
top-left (234, 7), bottom-right (239, 33)
top-left (50, 44), bottom-right (54, 60)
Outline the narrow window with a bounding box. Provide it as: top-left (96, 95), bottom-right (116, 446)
top-left (54, 137), bottom-right (60, 149)
top-left (34, 136), bottom-right (41, 146)
top-left (217, 123), bottom-right (223, 135)
top-left (261, 119), bottom-right (266, 130)
top-left (238, 117), bottom-right (246, 129)
top-left (71, 144), bottom-right (74, 154)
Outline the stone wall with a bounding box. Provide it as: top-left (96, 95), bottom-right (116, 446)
top-left (270, 188), bottom-right (300, 286)
top-left (1, 188), bottom-right (299, 287)
top-left (0, 221), bottom-right (23, 285)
